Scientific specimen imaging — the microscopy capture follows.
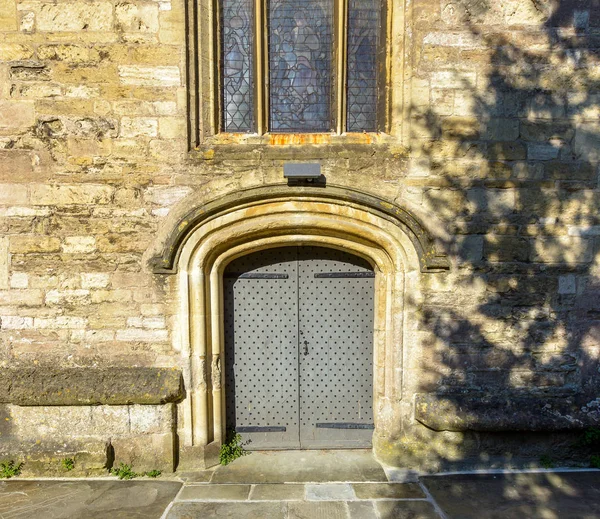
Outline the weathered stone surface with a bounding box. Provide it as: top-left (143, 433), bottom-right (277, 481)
top-left (0, 481), bottom-right (182, 518)
top-left (421, 473), bottom-right (600, 519)
top-left (168, 502), bottom-right (287, 519)
top-left (0, 0), bottom-right (599, 474)
top-left (0, 368), bottom-right (183, 405)
top-left (374, 501), bottom-right (439, 519)
top-left (415, 394), bottom-right (599, 432)
top-left (36, 2), bottom-right (114, 32)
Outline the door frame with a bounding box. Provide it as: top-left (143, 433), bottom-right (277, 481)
top-left (148, 185), bottom-right (449, 464)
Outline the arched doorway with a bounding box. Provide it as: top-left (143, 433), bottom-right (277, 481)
top-left (224, 246), bottom-right (375, 449)
top-left (147, 185), bottom-right (448, 466)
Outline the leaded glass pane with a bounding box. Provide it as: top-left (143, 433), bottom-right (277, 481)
top-left (347, 0), bottom-right (380, 132)
top-left (268, 0), bottom-right (333, 133)
top-left (221, 0), bottom-right (254, 132)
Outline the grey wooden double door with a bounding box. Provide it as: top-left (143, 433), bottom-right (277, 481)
top-left (224, 246), bottom-right (375, 450)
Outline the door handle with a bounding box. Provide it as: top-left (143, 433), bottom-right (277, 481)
top-left (303, 340), bottom-right (309, 356)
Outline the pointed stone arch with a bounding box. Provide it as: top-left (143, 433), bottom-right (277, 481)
top-left (149, 185), bottom-right (448, 466)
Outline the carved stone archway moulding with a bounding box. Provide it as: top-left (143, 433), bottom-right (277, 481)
top-left (148, 185), bottom-right (448, 461)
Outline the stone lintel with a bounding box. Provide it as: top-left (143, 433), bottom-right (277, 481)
top-left (415, 393), bottom-right (597, 432)
top-left (0, 367), bottom-right (183, 406)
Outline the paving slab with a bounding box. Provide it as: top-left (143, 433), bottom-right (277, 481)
top-left (352, 482), bottom-right (425, 500)
top-left (375, 500), bottom-right (440, 519)
top-left (177, 484), bottom-right (250, 501)
top-left (250, 484), bottom-right (305, 501)
top-left (0, 480), bottom-right (182, 519)
top-left (177, 471), bottom-right (214, 483)
top-left (166, 501), bottom-right (287, 518)
top-left (421, 471), bottom-right (600, 519)
top-left (306, 483), bottom-right (355, 501)
top-left (347, 501), bottom-right (378, 518)
top-left (210, 450), bottom-right (387, 483)
top-left (287, 501), bottom-right (347, 519)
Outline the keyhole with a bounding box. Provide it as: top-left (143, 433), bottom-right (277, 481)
top-left (303, 340), bottom-right (309, 356)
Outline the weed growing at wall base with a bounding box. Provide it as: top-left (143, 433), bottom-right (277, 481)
top-left (110, 463), bottom-right (139, 480)
top-left (61, 458), bottom-right (75, 471)
top-left (219, 430), bottom-right (250, 465)
top-left (0, 461), bottom-right (23, 479)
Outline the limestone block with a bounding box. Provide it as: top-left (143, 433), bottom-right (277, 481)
top-left (116, 2), bottom-right (159, 33)
top-left (0, 184), bottom-right (29, 205)
top-left (118, 65), bottom-right (180, 86)
top-left (0, 289), bottom-right (43, 306)
top-left (111, 432), bottom-right (175, 472)
top-left (158, 116), bottom-right (185, 138)
top-left (141, 304), bottom-right (166, 316)
top-left (0, 368), bottom-right (183, 405)
top-left (66, 85), bottom-right (100, 98)
top-left (0, 100), bottom-right (34, 130)
top-left (45, 289), bottom-right (90, 306)
top-left (127, 316), bottom-right (166, 329)
top-left (520, 121), bottom-right (574, 143)
top-left (116, 328), bottom-right (169, 342)
top-left (483, 236), bottom-right (530, 262)
top-left (144, 185), bottom-right (192, 206)
top-left (91, 289), bottom-right (133, 303)
top-left (129, 404), bottom-right (173, 435)
top-left (67, 138), bottom-right (112, 158)
top-left (114, 100), bottom-right (177, 116)
top-left (10, 272), bottom-right (28, 289)
top-left (19, 11), bottom-right (34, 32)
top-left (455, 235), bottom-right (483, 263)
top-left (573, 123), bottom-right (600, 161)
top-left (488, 142), bottom-right (527, 161)
top-left (61, 236), bottom-right (97, 254)
top-left (14, 83), bottom-right (63, 98)
top-left (30, 184), bottom-right (113, 205)
top-left (431, 71), bottom-right (476, 89)
top-left (528, 144), bottom-right (559, 161)
top-left (431, 89), bottom-right (454, 116)
top-left (83, 330), bottom-right (115, 343)
top-left (441, 117), bottom-right (480, 139)
top-left (0, 43), bottom-right (33, 61)
top-left (467, 188), bottom-right (515, 215)
top-left (0, 151), bottom-right (33, 181)
top-left (531, 237), bottom-right (593, 264)
top-left (558, 275), bottom-right (577, 295)
top-left (422, 32), bottom-right (483, 49)
top-left (484, 119), bottom-right (520, 141)
top-left (0, 237), bottom-right (8, 289)
top-left (33, 316), bottom-right (87, 329)
top-left (9, 236), bottom-right (60, 253)
top-left (120, 117), bottom-right (158, 138)
top-left (36, 2), bottom-right (113, 32)
top-left (81, 273), bottom-right (110, 289)
top-left (0, 0), bottom-right (17, 31)
top-left (158, 9), bottom-right (184, 45)
top-left (0, 316), bottom-right (33, 329)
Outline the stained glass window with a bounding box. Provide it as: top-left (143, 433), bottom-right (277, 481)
top-left (221, 0), bottom-right (255, 132)
top-left (219, 0), bottom-right (383, 134)
top-left (347, 0), bottom-right (380, 132)
top-left (268, 0), bottom-right (333, 132)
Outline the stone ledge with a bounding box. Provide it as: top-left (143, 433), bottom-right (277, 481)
top-left (0, 367), bottom-right (183, 406)
top-left (415, 393), bottom-right (598, 432)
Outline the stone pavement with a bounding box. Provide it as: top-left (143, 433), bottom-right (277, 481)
top-left (0, 451), bottom-right (599, 519)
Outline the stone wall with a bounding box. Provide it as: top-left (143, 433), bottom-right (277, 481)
top-left (0, 0), bottom-right (598, 472)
